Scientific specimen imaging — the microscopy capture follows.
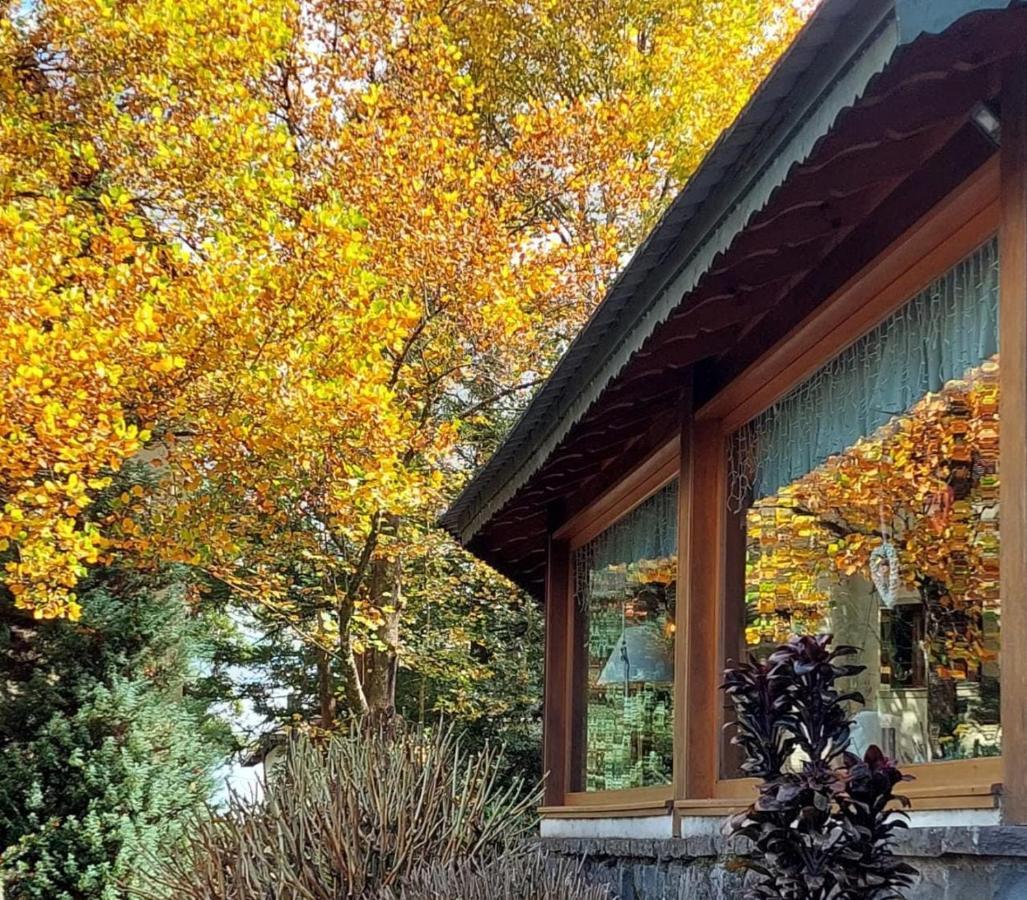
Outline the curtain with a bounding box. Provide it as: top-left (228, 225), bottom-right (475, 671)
top-left (574, 480), bottom-right (678, 606)
top-left (731, 237), bottom-right (1000, 506)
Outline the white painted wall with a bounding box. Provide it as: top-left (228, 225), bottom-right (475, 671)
top-left (540, 808), bottom-right (999, 840)
top-left (540, 815), bottom-right (674, 839)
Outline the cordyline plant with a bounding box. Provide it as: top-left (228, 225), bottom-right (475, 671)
top-left (135, 718), bottom-right (608, 900)
top-left (722, 634), bottom-right (917, 900)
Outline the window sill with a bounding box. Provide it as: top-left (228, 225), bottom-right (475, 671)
top-left (674, 766), bottom-right (1001, 816)
top-left (540, 789), bottom-right (672, 818)
top-left (671, 784), bottom-right (999, 817)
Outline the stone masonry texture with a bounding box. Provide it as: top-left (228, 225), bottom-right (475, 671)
top-left (543, 827), bottom-right (1027, 899)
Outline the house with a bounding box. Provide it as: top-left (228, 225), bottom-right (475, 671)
top-left (442, 0), bottom-right (1027, 895)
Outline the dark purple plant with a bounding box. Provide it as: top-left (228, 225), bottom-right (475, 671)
top-left (722, 634), bottom-right (916, 900)
top-left (721, 652), bottom-right (794, 781)
top-left (835, 746), bottom-right (917, 897)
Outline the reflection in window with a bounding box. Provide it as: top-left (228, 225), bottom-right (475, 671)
top-left (727, 239), bottom-right (1000, 769)
top-left (575, 481), bottom-right (677, 791)
top-left (881, 603), bottom-right (926, 690)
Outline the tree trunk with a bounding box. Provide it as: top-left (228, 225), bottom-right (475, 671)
top-left (317, 646), bottom-right (337, 730)
top-left (315, 576), bottom-right (370, 729)
top-left (337, 595), bottom-right (368, 718)
top-left (362, 552), bottom-right (403, 719)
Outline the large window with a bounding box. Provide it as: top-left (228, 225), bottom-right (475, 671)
top-left (574, 481), bottom-right (677, 791)
top-left (725, 239), bottom-right (1001, 771)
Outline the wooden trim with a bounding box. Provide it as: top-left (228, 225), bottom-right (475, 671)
top-left (713, 777), bottom-right (759, 800)
top-left (679, 421), bottom-right (724, 799)
top-left (904, 756), bottom-right (1002, 791)
top-left (1000, 51), bottom-right (1027, 825)
top-left (542, 535), bottom-right (572, 806)
top-left (698, 158), bottom-right (1000, 430)
top-left (564, 785), bottom-right (672, 808)
top-left (691, 759), bottom-right (1001, 815)
top-left (566, 559), bottom-right (588, 794)
top-left (539, 808), bottom-right (671, 819)
top-left (675, 786), bottom-right (999, 817)
top-left (713, 757), bottom-right (1001, 796)
top-left (540, 803), bottom-right (672, 819)
top-left (545, 428), bottom-right (681, 807)
top-left (673, 800), bottom-right (748, 817)
top-left (672, 381), bottom-right (694, 804)
top-left (554, 436), bottom-right (680, 550)
top-left (543, 788), bottom-right (673, 820)
top-left (695, 163), bottom-right (1007, 813)
top-left (543, 152), bottom-right (1011, 817)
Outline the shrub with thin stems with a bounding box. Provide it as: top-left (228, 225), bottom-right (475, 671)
top-left (385, 848), bottom-right (611, 900)
top-left (135, 718), bottom-right (609, 900)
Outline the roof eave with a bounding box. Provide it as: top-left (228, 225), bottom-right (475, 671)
top-left (442, 0), bottom-right (1021, 549)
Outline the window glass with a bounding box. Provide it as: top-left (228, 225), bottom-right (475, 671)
top-left (725, 239), bottom-right (1000, 770)
top-left (574, 480), bottom-right (677, 791)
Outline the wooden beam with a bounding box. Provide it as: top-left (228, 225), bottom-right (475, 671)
top-left (699, 157), bottom-right (1000, 427)
top-left (568, 414), bottom-right (682, 520)
top-left (678, 419), bottom-right (724, 801)
top-left (708, 121), bottom-right (998, 394)
top-left (553, 436), bottom-right (679, 548)
top-left (728, 176), bottom-right (903, 260)
top-left (673, 378), bottom-right (694, 815)
top-left (542, 534), bottom-right (572, 806)
top-left (999, 51), bottom-right (1027, 825)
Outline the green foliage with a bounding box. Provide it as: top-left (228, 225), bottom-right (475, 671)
top-left (397, 534), bottom-right (544, 786)
top-left (139, 720), bottom-right (599, 900)
top-left (211, 532), bottom-right (545, 787)
top-left (0, 567), bottom-right (231, 899)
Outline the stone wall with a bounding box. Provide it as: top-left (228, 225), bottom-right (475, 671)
top-left (543, 827), bottom-right (1027, 899)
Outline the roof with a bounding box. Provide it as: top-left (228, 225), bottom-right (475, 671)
top-left (442, 0), bottom-right (1024, 582)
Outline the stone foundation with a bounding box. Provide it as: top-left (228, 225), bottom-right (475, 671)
top-left (543, 827), bottom-right (1027, 899)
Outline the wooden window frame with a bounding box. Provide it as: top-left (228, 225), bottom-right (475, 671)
top-left (542, 68), bottom-right (1027, 819)
top-left (998, 47), bottom-right (1027, 826)
top-left (541, 436), bottom-right (681, 812)
top-left (685, 156), bottom-right (1005, 817)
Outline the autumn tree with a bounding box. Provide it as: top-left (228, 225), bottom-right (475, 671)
top-left (1, 0), bottom-right (808, 723)
top-left (0, 0), bottom-right (303, 619)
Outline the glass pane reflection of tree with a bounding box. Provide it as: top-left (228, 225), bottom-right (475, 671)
top-left (575, 482), bottom-right (677, 791)
top-left (740, 358), bottom-right (1001, 766)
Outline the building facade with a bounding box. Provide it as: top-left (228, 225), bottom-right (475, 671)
top-left (443, 1), bottom-right (1027, 895)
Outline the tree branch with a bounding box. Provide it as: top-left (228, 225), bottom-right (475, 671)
top-left (458, 378), bottom-right (543, 418)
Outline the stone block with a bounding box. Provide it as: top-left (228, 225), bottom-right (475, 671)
top-left (542, 827), bottom-right (1027, 899)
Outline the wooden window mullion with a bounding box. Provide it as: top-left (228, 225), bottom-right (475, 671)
top-left (999, 51), bottom-right (1027, 824)
top-left (542, 535), bottom-right (572, 806)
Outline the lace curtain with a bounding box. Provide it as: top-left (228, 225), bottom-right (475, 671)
top-left (730, 238), bottom-right (1000, 508)
top-left (574, 481), bottom-right (678, 607)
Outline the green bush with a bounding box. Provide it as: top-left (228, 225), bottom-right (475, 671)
top-left (0, 568), bottom-right (230, 899)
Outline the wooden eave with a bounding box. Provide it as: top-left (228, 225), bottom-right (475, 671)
top-left (462, 9), bottom-right (1026, 599)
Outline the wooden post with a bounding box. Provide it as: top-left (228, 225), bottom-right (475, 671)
top-left (542, 534), bottom-right (572, 806)
top-left (673, 379), bottom-right (694, 808)
top-left (1000, 52), bottom-right (1027, 825)
top-left (676, 404), bottom-right (723, 803)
